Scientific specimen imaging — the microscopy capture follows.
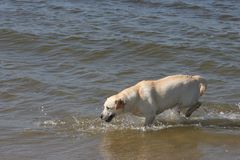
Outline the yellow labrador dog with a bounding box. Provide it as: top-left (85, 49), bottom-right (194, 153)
top-left (100, 75), bottom-right (207, 126)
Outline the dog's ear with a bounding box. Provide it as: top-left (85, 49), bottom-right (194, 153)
top-left (115, 99), bottom-right (125, 110)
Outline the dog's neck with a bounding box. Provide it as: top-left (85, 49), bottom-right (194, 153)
top-left (117, 87), bottom-right (139, 113)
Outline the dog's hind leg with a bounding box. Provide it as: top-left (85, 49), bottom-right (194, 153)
top-left (185, 102), bottom-right (201, 117)
top-left (173, 105), bottom-right (181, 115)
top-left (144, 115), bottom-right (155, 126)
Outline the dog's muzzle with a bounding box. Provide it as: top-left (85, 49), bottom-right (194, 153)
top-left (100, 113), bottom-right (115, 122)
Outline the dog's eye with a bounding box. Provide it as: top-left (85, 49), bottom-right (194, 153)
top-left (106, 106), bottom-right (110, 110)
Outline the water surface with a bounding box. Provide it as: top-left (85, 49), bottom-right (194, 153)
top-left (0, 0), bottom-right (240, 159)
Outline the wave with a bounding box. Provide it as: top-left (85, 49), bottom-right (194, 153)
top-left (164, 1), bottom-right (209, 11)
top-left (0, 77), bottom-right (49, 93)
top-left (0, 28), bottom-right (40, 43)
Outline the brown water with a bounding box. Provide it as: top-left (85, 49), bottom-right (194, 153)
top-left (0, 0), bottom-right (240, 159)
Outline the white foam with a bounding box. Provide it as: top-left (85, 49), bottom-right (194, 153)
top-left (38, 108), bottom-right (240, 134)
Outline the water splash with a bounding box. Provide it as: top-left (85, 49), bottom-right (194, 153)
top-left (37, 103), bottom-right (240, 136)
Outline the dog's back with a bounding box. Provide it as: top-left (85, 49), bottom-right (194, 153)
top-left (136, 75), bottom-right (207, 112)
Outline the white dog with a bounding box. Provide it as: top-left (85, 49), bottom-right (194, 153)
top-left (100, 75), bottom-right (207, 126)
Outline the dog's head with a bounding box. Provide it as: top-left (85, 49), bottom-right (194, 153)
top-left (100, 95), bottom-right (125, 122)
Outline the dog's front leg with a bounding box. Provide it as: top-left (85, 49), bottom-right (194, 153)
top-left (138, 99), bottom-right (156, 126)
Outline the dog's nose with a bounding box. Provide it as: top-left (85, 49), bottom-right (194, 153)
top-left (100, 114), bottom-right (103, 119)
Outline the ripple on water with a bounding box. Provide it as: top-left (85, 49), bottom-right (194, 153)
top-left (0, 91), bottom-right (17, 102)
top-left (0, 29), bottom-right (40, 47)
top-left (1, 77), bottom-right (48, 93)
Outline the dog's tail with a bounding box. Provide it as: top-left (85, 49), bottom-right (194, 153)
top-left (192, 75), bottom-right (207, 96)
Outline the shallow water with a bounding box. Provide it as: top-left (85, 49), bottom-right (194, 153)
top-left (0, 0), bottom-right (240, 160)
